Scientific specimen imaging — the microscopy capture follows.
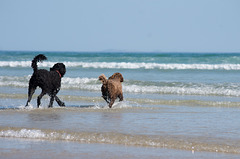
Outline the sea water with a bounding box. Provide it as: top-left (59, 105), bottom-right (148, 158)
top-left (0, 51), bottom-right (240, 158)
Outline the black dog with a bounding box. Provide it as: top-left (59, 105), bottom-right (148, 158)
top-left (25, 54), bottom-right (66, 108)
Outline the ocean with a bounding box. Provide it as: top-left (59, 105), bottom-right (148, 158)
top-left (0, 51), bottom-right (240, 158)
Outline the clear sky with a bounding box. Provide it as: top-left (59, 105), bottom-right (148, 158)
top-left (0, 0), bottom-right (239, 53)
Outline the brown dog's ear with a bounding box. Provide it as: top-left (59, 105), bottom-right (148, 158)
top-left (120, 74), bottom-right (124, 82)
top-left (99, 74), bottom-right (107, 84)
top-left (109, 72), bottom-right (124, 82)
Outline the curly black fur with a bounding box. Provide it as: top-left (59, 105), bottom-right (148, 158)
top-left (25, 54), bottom-right (66, 108)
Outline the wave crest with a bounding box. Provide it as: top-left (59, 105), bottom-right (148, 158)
top-left (1, 76), bottom-right (240, 97)
top-left (0, 127), bottom-right (239, 154)
top-left (1, 61), bottom-right (240, 70)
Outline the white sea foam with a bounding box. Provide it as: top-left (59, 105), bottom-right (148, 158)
top-left (1, 61), bottom-right (240, 70)
top-left (0, 76), bottom-right (101, 90)
top-left (0, 129), bottom-right (74, 141)
top-left (0, 129), bottom-right (45, 138)
top-left (0, 127), bottom-right (239, 153)
top-left (1, 76), bottom-right (240, 96)
top-left (0, 76), bottom-right (29, 87)
top-left (62, 77), bottom-right (100, 91)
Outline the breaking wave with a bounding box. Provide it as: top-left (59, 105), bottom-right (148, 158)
top-left (1, 61), bottom-right (240, 70)
top-left (0, 127), bottom-right (239, 154)
top-left (1, 76), bottom-right (240, 97)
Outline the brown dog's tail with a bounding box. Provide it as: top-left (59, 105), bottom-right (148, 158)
top-left (99, 74), bottom-right (107, 84)
top-left (109, 72), bottom-right (124, 82)
top-left (31, 54), bottom-right (47, 72)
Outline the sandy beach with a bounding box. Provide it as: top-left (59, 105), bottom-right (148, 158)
top-left (1, 134), bottom-right (240, 159)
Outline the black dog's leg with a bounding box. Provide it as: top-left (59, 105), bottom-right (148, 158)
top-left (55, 96), bottom-right (65, 107)
top-left (48, 95), bottom-right (55, 108)
top-left (37, 91), bottom-right (46, 108)
top-left (25, 86), bottom-right (36, 107)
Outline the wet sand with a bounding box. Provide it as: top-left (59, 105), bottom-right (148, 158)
top-left (1, 137), bottom-right (239, 159)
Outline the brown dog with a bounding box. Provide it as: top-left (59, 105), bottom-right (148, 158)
top-left (99, 73), bottom-right (124, 108)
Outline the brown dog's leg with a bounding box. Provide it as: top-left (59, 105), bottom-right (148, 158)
top-left (109, 97), bottom-right (116, 108)
top-left (102, 95), bottom-right (110, 104)
top-left (118, 93), bottom-right (123, 101)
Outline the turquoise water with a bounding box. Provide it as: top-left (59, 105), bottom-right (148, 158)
top-left (0, 51), bottom-right (240, 156)
top-left (1, 51), bottom-right (240, 97)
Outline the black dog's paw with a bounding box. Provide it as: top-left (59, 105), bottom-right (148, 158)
top-left (60, 102), bottom-right (65, 107)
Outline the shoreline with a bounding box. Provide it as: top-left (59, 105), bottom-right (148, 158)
top-left (1, 137), bottom-right (239, 159)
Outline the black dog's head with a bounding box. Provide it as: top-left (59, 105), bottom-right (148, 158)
top-left (50, 63), bottom-right (66, 77)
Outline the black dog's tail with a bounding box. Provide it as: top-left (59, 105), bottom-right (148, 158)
top-left (31, 54), bottom-right (47, 72)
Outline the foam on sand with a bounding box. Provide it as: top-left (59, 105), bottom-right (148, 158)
top-left (0, 126), bottom-right (239, 154)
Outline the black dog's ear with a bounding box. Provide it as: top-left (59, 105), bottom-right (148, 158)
top-left (59, 63), bottom-right (66, 77)
top-left (51, 63), bottom-right (66, 77)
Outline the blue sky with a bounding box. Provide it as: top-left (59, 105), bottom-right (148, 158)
top-left (0, 0), bottom-right (239, 53)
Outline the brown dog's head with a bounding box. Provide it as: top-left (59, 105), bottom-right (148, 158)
top-left (108, 72), bottom-right (124, 82)
top-left (99, 74), bottom-right (107, 84)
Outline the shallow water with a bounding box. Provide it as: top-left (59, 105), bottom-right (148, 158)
top-left (2, 138), bottom-right (240, 159)
top-left (1, 51), bottom-right (240, 158)
top-left (0, 102), bottom-right (240, 154)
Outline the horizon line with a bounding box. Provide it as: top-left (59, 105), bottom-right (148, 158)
top-left (0, 50), bottom-right (240, 54)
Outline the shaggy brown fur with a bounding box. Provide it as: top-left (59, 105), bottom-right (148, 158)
top-left (25, 54), bottom-right (66, 108)
top-left (99, 73), bottom-right (124, 108)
